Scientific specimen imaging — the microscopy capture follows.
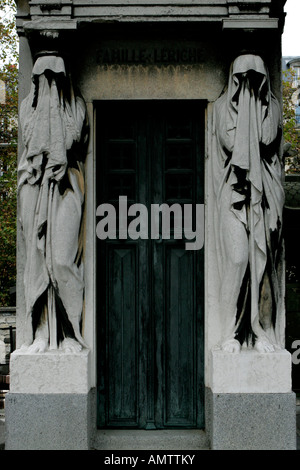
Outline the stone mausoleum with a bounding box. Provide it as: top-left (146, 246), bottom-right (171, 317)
top-left (5, 0), bottom-right (297, 450)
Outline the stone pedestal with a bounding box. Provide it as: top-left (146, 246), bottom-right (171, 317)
top-left (5, 348), bottom-right (93, 450)
top-left (206, 349), bottom-right (297, 450)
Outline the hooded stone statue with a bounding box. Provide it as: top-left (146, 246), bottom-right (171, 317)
top-left (212, 54), bottom-right (285, 353)
top-left (18, 54), bottom-right (89, 353)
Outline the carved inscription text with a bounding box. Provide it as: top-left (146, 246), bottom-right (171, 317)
top-left (96, 47), bottom-right (203, 65)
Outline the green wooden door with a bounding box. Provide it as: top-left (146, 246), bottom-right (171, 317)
top-left (96, 100), bottom-right (204, 429)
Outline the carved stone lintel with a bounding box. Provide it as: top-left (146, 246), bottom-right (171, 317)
top-left (40, 3), bottom-right (62, 13)
top-left (39, 30), bottom-right (60, 39)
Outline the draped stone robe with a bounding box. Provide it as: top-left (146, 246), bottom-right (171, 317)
top-left (212, 54), bottom-right (285, 350)
top-left (18, 55), bottom-right (88, 349)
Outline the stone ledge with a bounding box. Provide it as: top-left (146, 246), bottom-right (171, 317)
top-left (9, 347), bottom-right (91, 394)
top-left (23, 18), bottom-right (78, 31)
top-left (210, 348), bottom-right (292, 393)
top-left (223, 18), bottom-right (279, 29)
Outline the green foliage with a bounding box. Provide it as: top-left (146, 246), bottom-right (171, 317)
top-left (0, 0), bottom-right (18, 65)
top-left (0, 0), bottom-right (18, 306)
top-left (0, 144), bottom-right (17, 306)
top-left (282, 69), bottom-right (300, 173)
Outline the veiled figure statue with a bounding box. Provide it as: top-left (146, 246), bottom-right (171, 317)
top-left (18, 54), bottom-right (89, 353)
top-left (212, 54), bottom-right (285, 353)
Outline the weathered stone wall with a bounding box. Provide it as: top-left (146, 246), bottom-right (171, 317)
top-left (0, 307), bottom-right (16, 369)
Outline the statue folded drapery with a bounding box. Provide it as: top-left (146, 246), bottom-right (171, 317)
top-left (212, 54), bottom-right (285, 353)
top-left (18, 54), bottom-right (89, 353)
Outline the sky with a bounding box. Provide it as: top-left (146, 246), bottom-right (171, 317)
top-left (282, 0), bottom-right (300, 57)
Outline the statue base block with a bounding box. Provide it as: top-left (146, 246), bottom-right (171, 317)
top-left (210, 348), bottom-right (292, 393)
top-left (5, 348), bottom-right (93, 450)
top-left (9, 347), bottom-right (91, 393)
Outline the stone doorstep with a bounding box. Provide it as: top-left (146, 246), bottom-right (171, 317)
top-left (92, 429), bottom-right (210, 451)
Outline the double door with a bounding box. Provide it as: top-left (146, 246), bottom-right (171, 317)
top-left (96, 100), bottom-right (204, 429)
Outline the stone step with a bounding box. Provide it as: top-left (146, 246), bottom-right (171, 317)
top-left (92, 429), bottom-right (210, 450)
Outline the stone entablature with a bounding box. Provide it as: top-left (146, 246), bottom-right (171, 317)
top-left (17, 0), bottom-right (282, 32)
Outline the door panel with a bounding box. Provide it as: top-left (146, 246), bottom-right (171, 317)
top-left (96, 100), bottom-right (204, 429)
top-left (107, 246), bottom-right (138, 426)
top-left (165, 247), bottom-right (195, 426)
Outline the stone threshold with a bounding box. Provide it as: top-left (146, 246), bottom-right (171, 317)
top-left (92, 429), bottom-right (210, 450)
